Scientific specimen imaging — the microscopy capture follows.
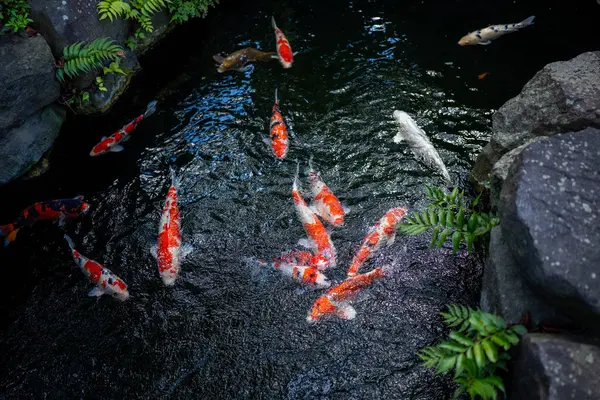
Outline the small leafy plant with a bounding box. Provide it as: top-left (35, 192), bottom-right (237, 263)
top-left (168, 0), bottom-right (218, 24)
top-left (398, 186), bottom-right (499, 254)
top-left (0, 0), bottom-right (33, 34)
top-left (97, 0), bottom-right (171, 32)
top-left (56, 38), bottom-right (124, 82)
top-left (418, 305), bottom-right (527, 400)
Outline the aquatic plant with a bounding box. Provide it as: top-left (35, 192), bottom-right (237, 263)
top-left (418, 305), bottom-right (527, 400)
top-left (97, 0), bottom-right (170, 32)
top-left (56, 38), bottom-right (124, 82)
top-left (168, 0), bottom-right (219, 24)
top-left (397, 185), bottom-right (498, 254)
top-left (0, 0), bottom-right (33, 34)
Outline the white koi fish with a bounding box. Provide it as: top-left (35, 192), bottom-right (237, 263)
top-left (392, 110), bottom-right (451, 184)
top-left (458, 16), bottom-right (535, 46)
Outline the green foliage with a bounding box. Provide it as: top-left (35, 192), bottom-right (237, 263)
top-left (95, 76), bottom-right (108, 92)
top-left (103, 60), bottom-right (126, 75)
top-left (97, 0), bottom-right (170, 32)
top-left (168, 0), bottom-right (218, 24)
top-left (66, 90), bottom-right (90, 107)
top-left (418, 305), bottom-right (527, 399)
top-left (56, 38), bottom-right (124, 82)
top-left (0, 0), bottom-right (33, 34)
top-left (398, 185), bottom-right (499, 254)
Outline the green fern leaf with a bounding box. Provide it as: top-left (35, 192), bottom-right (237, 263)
top-left (481, 339), bottom-right (498, 363)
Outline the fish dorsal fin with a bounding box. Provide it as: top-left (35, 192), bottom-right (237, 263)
top-left (88, 286), bottom-right (105, 297)
top-left (213, 55), bottom-right (225, 63)
top-left (101, 136), bottom-right (107, 141)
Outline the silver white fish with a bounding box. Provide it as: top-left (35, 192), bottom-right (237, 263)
top-left (392, 110), bottom-right (451, 183)
top-left (458, 16), bottom-right (535, 46)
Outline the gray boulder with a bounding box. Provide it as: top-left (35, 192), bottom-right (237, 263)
top-left (0, 35), bottom-right (59, 130)
top-left (473, 51), bottom-right (600, 183)
top-left (499, 128), bottom-right (600, 330)
top-left (480, 227), bottom-right (572, 327)
top-left (133, 10), bottom-right (174, 56)
top-left (509, 334), bottom-right (600, 400)
top-left (29, 0), bottom-right (129, 59)
top-left (0, 105), bottom-right (66, 184)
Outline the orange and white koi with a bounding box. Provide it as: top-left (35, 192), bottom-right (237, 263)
top-left (275, 250), bottom-right (330, 271)
top-left (271, 16), bottom-right (293, 68)
top-left (292, 162), bottom-right (337, 268)
top-left (268, 89), bottom-right (289, 159)
top-left (0, 196), bottom-right (90, 246)
top-left (307, 156), bottom-right (347, 226)
top-left (89, 100), bottom-right (157, 156)
top-left (346, 207), bottom-right (407, 278)
top-left (307, 267), bottom-right (386, 322)
top-left (64, 235), bottom-right (129, 300)
top-left (151, 167), bottom-right (192, 286)
top-left (255, 256), bottom-right (331, 289)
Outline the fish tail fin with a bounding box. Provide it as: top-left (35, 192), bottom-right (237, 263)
top-left (64, 234), bottom-right (76, 249)
top-left (308, 154), bottom-right (315, 172)
top-left (144, 100), bottom-right (158, 118)
top-left (274, 88), bottom-right (278, 104)
top-left (169, 166), bottom-right (178, 187)
top-left (0, 223), bottom-right (19, 246)
top-left (271, 15), bottom-right (277, 30)
top-left (519, 15), bottom-right (535, 27)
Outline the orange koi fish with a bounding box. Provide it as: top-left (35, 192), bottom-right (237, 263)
top-left (255, 256), bottom-right (331, 289)
top-left (307, 156), bottom-right (347, 226)
top-left (307, 267), bottom-right (387, 322)
top-left (0, 196), bottom-right (90, 246)
top-left (271, 16), bottom-right (294, 68)
top-left (275, 250), bottom-right (330, 271)
top-left (292, 162), bottom-right (337, 268)
top-left (65, 235), bottom-right (129, 300)
top-left (151, 167), bottom-right (192, 286)
top-left (268, 88), bottom-right (289, 159)
top-left (89, 100), bottom-right (157, 156)
top-left (478, 72), bottom-right (489, 80)
top-left (346, 207), bottom-right (407, 278)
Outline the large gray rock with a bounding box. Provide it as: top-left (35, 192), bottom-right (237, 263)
top-left (29, 0), bottom-right (129, 59)
top-left (0, 35), bottom-right (59, 130)
top-left (499, 128), bottom-right (600, 330)
top-left (480, 227), bottom-right (572, 327)
top-left (509, 334), bottom-right (600, 400)
top-left (473, 51), bottom-right (600, 183)
top-left (0, 105), bottom-right (66, 184)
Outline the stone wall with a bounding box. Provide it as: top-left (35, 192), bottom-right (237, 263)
top-left (473, 52), bottom-right (600, 399)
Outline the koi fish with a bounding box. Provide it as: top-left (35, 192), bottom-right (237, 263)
top-left (89, 100), bottom-right (157, 156)
top-left (307, 156), bottom-right (347, 226)
top-left (255, 257), bottom-right (331, 289)
top-left (268, 88), bottom-right (289, 159)
top-left (458, 16), bottom-right (535, 46)
top-left (477, 72), bottom-right (489, 80)
top-left (271, 16), bottom-right (294, 68)
top-left (275, 250), bottom-right (330, 271)
top-left (307, 267), bottom-right (386, 322)
top-left (292, 162), bottom-right (337, 268)
top-left (346, 207), bottom-right (407, 278)
top-left (212, 48), bottom-right (277, 73)
top-left (151, 167), bottom-right (192, 286)
top-left (392, 110), bottom-right (451, 184)
top-left (0, 196), bottom-right (90, 246)
top-left (64, 235), bottom-right (129, 300)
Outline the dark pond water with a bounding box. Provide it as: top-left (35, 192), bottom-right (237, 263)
top-left (1, 0), bottom-right (599, 398)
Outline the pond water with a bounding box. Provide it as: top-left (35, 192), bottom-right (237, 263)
top-left (1, 0), bottom-right (598, 398)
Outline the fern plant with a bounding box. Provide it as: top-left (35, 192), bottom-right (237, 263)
top-left (398, 186), bottom-right (499, 254)
top-left (418, 305), bottom-right (527, 400)
top-left (0, 0), bottom-right (32, 34)
top-left (168, 0), bottom-right (218, 24)
top-left (97, 0), bottom-right (170, 32)
top-left (56, 38), bottom-right (124, 82)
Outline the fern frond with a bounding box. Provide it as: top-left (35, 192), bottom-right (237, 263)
top-left (56, 38), bottom-right (123, 82)
top-left (136, 0), bottom-right (170, 16)
top-left (137, 14), bottom-right (154, 32)
top-left (97, 0), bottom-right (131, 21)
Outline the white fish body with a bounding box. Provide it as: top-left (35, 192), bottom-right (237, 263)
top-left (458, 16), bottom-right (535, 46)
top-left (392, 110), bottom-right (451, 184)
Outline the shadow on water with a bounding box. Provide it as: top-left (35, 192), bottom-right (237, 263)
top-left (1, 0), bottom-right (598, 398)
